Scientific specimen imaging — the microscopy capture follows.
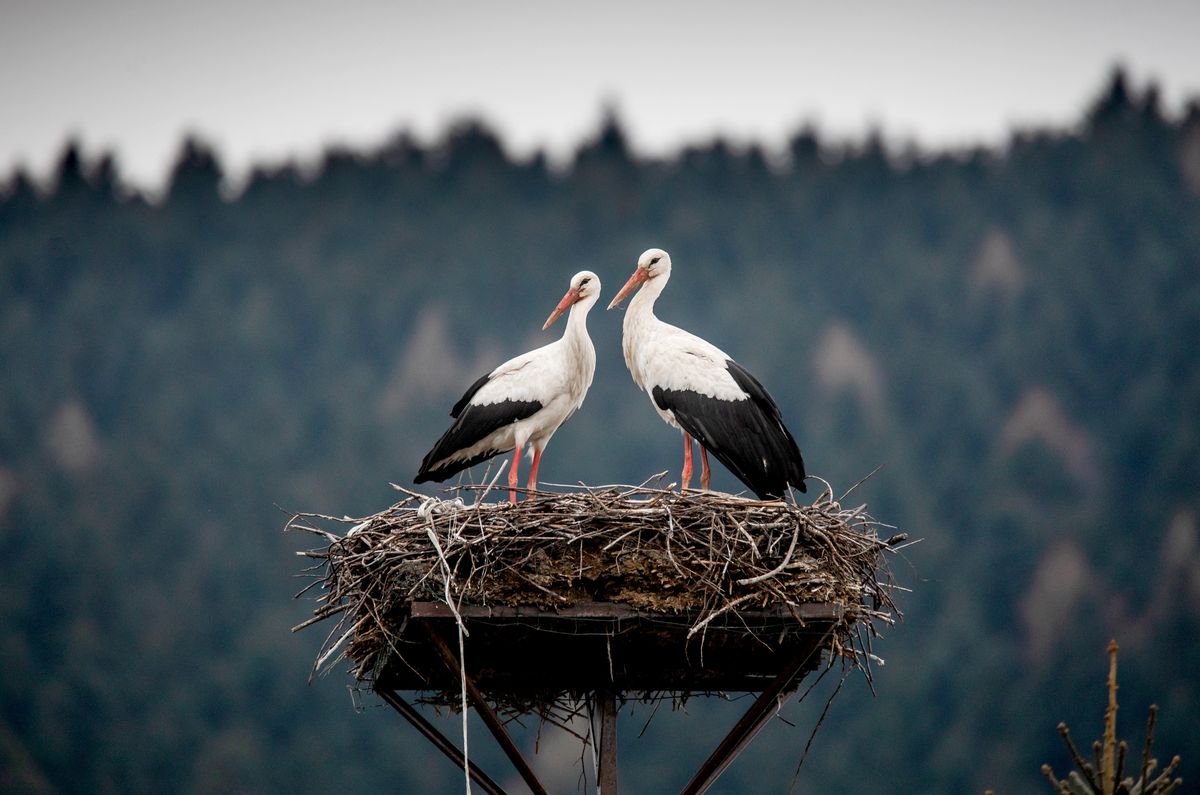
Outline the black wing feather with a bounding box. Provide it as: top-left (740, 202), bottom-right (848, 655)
top-left (653, 359), bottom-right (806, 499)
top-left (450, 372), bottom-right (492, 418)
top-left (415, 396), bottom-right (542, 483)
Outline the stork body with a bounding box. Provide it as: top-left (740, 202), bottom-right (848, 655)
top-left (415, 271), bottom-right (600, 503)
top-left (608, 249), bottom-right (806, 499)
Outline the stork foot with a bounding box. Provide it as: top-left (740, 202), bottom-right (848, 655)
top-left (508, 445), bottom-right (522, 505)
top-left (526, 448), bottom-right (542, 501)
top-left (681, 433), bottom-right (694, 492)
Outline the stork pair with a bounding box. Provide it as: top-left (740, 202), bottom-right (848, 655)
top-left (414, 249), bottom-right (807, 504)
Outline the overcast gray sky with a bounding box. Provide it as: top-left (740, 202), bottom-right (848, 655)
top-left (3, 0), bottom-right (1199, 191)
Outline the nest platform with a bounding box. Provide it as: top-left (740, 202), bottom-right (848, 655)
top-left (387, 600), bottom-right (844, 695)
top-left (289, 479), bottom-right (901, 794)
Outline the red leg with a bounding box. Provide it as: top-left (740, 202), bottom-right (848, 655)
top-left (681, 433), bottom-right (693, 492)
top-left (508, 445), bottom-right (522, 504)
top-left (700, 445), bottom-right (711, 492)
top-left (526, 448), bottom-right (542, 498)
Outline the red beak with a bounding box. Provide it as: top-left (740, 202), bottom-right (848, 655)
top-left (606, 268), bottom-right (648, 310)
top-left (543, 287), bottom-right (580, 330)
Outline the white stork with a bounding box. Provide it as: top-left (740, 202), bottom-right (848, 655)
top-left (415, 270), bottom-right (601, 503)
top-left (607, 248), bottom-right (807, 500)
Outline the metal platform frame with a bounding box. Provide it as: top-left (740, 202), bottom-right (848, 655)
top-left (375, 601), bottom-right (840, 794)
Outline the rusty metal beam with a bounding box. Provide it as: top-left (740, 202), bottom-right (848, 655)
top-left (375, 688), bottom-right (507, 795)
top-left (678, 641), bottom-right (827, 795)
top-left (598, 691), bottom-right (619, 794)
top-left (421, 621), bottom-right (550, 795)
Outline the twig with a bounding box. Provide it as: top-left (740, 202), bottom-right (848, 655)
top-left (737, 521), bottom-right (801, 586)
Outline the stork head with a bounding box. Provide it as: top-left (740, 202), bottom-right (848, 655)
top-left (543, 270), bottom-right (602, 330)
top-left (607, 248), bottom-right (671, 310)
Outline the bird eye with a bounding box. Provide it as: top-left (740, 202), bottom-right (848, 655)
top-left (649, 256), bottom-right (661, 266)
top-left (580, 277), bottom-right (590, 285)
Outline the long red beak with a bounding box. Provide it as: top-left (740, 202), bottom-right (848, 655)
top-left (606, 268), bottom-right (648, 310)
top-left (543, 287), bottom-right (580, 330)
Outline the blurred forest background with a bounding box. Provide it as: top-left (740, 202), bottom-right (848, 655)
top-left (2, 69), bottom-right (1199, 793)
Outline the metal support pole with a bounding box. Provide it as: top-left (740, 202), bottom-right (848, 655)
top-left (598, 691), bottom-right (619, 794)
top-left (376, 688), bottom-right (507, 795)
top-left (421, 621), bottom-right (551, 795)
top-left (678, 644), bottom-right (824, 795)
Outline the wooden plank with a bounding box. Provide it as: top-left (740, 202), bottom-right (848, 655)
top-left (409, 601), bottom-right (843, 623)
top-left (375, 688), bottom-right (508, 795)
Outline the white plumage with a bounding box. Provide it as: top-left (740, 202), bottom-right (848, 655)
top-left (415, 270), bottom-right (600, 503)
top-left (608, 249), bottom-right (806, 499)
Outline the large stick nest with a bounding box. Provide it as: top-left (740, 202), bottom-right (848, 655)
top-left (290, 476), bottom-right (903, 707)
